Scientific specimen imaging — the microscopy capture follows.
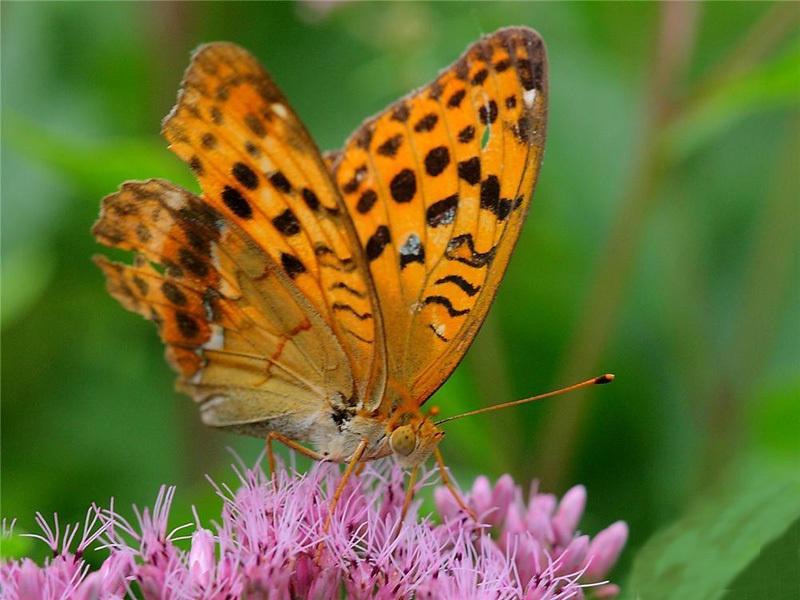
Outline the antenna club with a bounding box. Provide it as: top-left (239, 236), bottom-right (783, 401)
top-left (595, 373), bottom-right (615, 384)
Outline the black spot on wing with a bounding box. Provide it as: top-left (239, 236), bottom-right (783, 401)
top-left (245, 113), bottom-right (266, 137)
top-left (176, 311), bottom-right (200, 338)
top-left (414, 113), bottom-right (438, 133)
top-left (471, 68), bottom-right (489, 85)
top-left (189, 156), bottom-right (204, 175)
top-left (179, 248), bottom-right (208, 278)
top-left (458, 125), bottom-right (475, 143)
top-left (355, 126), bottom-right (373, 149)
top-left (269, 171), bottom-right (292, 194)
top-left (342, 164), bottom-right (367, 195)
top-left (161, 281), bottom-right (188, 306)
top-left (201, 133), bottom-right (217, 149)
top-left (356, 189), bottom-right (378, 214)
top-left (210, 106), bottom-right (223, 125)
top-left (391, 102), bottom-right (410, 122)
top-left (280, 253), bottom-right (306, 278)
top-left (457, 157), bottom-right (481, 185)
top-left (496, 198), bottom-right (513, 221)
top-left (424, 146), bottom-right (450, 176)
top-left (390, 169), bottom-right (416, 203)
top-left (478, 100), bottom-right (498, 125)
top-left (377, 134), bottom-right (403, 157)
top-left (426, 194), bottom-right (458, 228)
top-left (429, 81), bottom-right (444, 100)
top-left (365, 225), bottom-right (391, 261)
top-left (132, 276), bottom-right (148, 295)
top-left (232, 162), bottom-right (259, 190)
top-left (447, 89), bottom-right (466, 108)
top-left (221, 186), bottom-right (252, 219)
top-left (480, 175), bottom-right (500, 213)
top-left (271, 208), bottom-right (301, 236)
top-left (301, 187), bottom-right (320, 211)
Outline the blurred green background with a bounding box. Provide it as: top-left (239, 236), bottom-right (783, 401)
top-left (2, 2), bottom-right (799, 596)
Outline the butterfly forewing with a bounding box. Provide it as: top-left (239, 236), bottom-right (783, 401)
top-left (160, 43), bottom-right (387, 410)
top-left (331, 27), bottom-right (548, 403)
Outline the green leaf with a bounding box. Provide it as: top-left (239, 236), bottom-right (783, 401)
top-left (624, 460), bottom-right (800, 600)
top-left (665, 41), bottom-right (800, 161)
top-left (2, 110), bottom-right (195, 194)
top-left (1, 246), bottom-right (55, 327)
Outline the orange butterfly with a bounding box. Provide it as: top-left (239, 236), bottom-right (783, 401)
top-left (93, 27), bottom-right (610, 520)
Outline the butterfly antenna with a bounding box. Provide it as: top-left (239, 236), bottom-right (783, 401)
top-left (434, 374), bottom-right (614, 426)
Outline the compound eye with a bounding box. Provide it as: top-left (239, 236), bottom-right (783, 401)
top-left (390, 425), bottom-right (417, 457)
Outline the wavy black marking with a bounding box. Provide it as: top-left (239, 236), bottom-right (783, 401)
top-left (422, 295), bottom-right (470, 317)
top-left (332, 303), bottom-right (373, 320)
top-left (315, 244), bottom-right (357, 272)
top-left (330, 281), bottom-right (366, 299)
top-left (446, 234), bottom-right (496, 268)
top-left (434, 274), bottom-right (481, 297)
top-left (344, 328), bottom-right (374, 344)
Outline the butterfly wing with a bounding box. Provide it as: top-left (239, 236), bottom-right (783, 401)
top-left (95, 43), bottom-right (389, 432)
top-left (94, 180), bottom-right (358, 433)
top-left (331, 27), bottom-right (548, 403)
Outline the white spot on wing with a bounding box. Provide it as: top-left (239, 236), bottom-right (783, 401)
top-left (400, 233), bottom-right (422, 257)
top-left (204, 324), bottom-right (224, 350)
top-left (523, 88), bottom-right (537, 108)
top-left (164, 190), bottom-right (186, 211)
top-left (271, 103), bottom-right (288, 119)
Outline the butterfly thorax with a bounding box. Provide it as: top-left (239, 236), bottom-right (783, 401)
top-left (314, 403), bottom-right (443, 468)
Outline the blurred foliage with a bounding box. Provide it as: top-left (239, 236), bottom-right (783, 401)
top-left (624, 458), bottom-right (800, 599)
top-left (2, 1), bottom-right (798, 594)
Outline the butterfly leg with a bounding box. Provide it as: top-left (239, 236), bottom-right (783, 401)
top-left (316, 439), bottom-right (369, 563)
top-left (387, 465), bottom-right (420, 542)
top-left (434, 448), bottom-right (477, 520)
top-left (400, 465), bottom-right (419, 522)
top-left (265, 431), bottom-right (326, 479)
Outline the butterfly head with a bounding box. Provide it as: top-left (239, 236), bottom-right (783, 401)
top-left (387, 411), bottom-right (444, 468)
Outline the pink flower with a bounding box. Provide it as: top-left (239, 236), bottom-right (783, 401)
top-left (1, 458), bottom-right (628, 598)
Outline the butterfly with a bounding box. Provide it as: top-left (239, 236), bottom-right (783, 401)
top-left (94, 26), bottom-right (607, 520)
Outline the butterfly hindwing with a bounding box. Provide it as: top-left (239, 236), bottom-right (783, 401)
top-left (331, 27), bottom-right (548, 403)
top-left (93, 179), bottom-right (357, 432)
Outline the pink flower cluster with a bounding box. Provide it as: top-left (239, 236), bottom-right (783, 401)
top-left (1, 460), bottom-right (627, 599)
